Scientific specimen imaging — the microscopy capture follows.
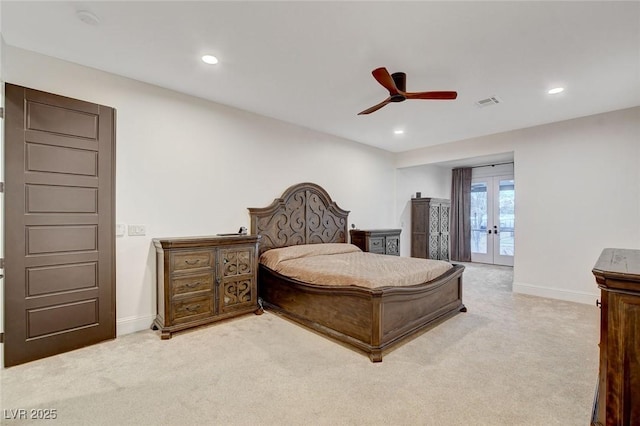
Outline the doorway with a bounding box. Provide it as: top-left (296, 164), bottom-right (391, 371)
top-left (470, 175), bottom-right (515, 266)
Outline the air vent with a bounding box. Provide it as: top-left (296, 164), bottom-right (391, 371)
top-left (475, 96), bottom-right (502, 108)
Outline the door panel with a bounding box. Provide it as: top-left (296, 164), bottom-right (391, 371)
top-left (470, 181), bottom-right (492, 264)
top-left (27, 101), bottom-right (99, 138)
top-left (4, 84), bottom-right (115, 367)
top-left (439, 204), bottom-right (450, 260)
top-left (26, 262), bottom-right (98, 296)
top-left (27, 299), bottom-right (98, 338)
top-left (495, 178), bottom-right (515, 266)
top-left (27, 225), bottom-right (98, 254)
top-left (26, 143), bottom-right (98, 176)
top-left (428, 234), bottom-right (440, 259)
top-left (219, 247), bottom-right (256, 314)
top-left (440, 234), bottom-right (449, 261)
top-left (27, 184), bottom-right (98, 213)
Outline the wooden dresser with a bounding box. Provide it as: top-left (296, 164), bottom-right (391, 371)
top-left (152, 235), bottom-right (261, 339)
top-left (591, 248), bottom-right (640, 426)
top-left (350, 229), bottom-right (401, 256)
top-left (411, 197), bottom-right (450, 261)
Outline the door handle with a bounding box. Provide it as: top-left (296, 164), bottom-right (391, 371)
top-left (487, 230), bottom-right (492, 234)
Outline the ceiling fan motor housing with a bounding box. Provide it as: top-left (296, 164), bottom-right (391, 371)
top-left (390, 72), bottom-right (407, 102)
top-left (391, 72), bottom-right (407, 92)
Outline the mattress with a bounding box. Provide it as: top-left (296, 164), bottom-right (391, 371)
top-left (259, 243), bottom-right (453, 289)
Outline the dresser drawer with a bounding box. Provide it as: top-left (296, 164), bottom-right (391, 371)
top-left (367, 237), bottom-right (385, 254)
top-left (171, 273), bottom-right (213, 297)
top-left (172, 296), bottom-right (213, 322)
top-left (171, 250), bottom-right (212, 271)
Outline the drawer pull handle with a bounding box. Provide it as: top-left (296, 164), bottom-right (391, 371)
top-left (185, 282), bottom-right (201, 288)
top-left (185, 304), bottom-right (201, 312)
top-left (184, 259), bottom-right (201, 265)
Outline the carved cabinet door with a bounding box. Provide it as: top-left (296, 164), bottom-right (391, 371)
top-left (439, 203), bottom-right (450, 261)
top-left (428, 204), bottom-right (440, 259)
top-left (218, 246), bottom-right (257, 314)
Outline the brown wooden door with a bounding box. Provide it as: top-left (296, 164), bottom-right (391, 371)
top-left (4, 84), bottom-right (116, 367)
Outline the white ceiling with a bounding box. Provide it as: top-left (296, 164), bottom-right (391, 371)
top-left (2, 1), bottom-right (639, 153)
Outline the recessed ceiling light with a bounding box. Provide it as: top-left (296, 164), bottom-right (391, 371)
top-left (201, 55), bottom-right (219, 65)
top-left (76, 10), bottom-right (100, 26)
top-left (394, 130), bottom-right (404, 135)
top-left (548, 87), bottom-right (564, 95)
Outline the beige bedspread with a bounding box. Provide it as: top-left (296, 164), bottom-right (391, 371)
top-left (260, 243), bottom-right (453, 289)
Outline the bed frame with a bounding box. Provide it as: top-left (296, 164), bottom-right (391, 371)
top-left (248, 182), bottom-right (465, 362)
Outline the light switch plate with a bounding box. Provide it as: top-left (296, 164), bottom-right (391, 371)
top-left (116, 224), bottom-right (126, 237)
top-left (128, 224), bottom-right (146, 236)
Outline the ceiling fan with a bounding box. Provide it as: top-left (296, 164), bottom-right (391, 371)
top-left (358, 67), bottom-right (457, 115)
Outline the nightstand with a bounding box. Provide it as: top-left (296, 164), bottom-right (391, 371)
top-left (350, 229), bottom-right (401, 256)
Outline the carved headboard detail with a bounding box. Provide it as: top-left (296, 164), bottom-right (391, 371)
top-left (248, 182), bottom-right (350, 255)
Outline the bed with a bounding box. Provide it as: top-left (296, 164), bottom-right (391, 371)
top-left (248, 182), bottom-right (465, 362)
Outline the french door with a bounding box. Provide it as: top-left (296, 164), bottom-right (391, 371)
top-left (470, 175), bottom-right (514, 266)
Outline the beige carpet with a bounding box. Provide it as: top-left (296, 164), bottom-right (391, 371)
top-left (0, 263), bottom-right (600, 425)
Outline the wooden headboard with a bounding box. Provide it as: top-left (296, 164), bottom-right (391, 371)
top-left (248, 182), bottom-right (350, 255)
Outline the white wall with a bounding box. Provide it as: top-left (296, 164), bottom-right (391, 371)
top-left (396, 131), bottom-right (516, 169)
top-left (513, 107), bottom-right (640, 303)
top-left (396, 107), bottom-right (640, 304)
top-left (395, 165), bottom-right (451, 256)
top-left (3, 45), bottom-right (396, 335)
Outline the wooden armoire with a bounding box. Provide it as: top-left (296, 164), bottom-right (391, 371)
top-left (411, 198), bottom-right (450, 261)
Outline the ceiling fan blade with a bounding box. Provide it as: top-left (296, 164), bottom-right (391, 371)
top-left (405, 91), bottom-right (458, 100)
top-left (358, 98), bottom-right (391, 115)
top-left (371, 68), bottom-right (399, 95)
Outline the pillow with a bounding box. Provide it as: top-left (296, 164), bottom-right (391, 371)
top-left (260, 243), bottom-right (361, 270)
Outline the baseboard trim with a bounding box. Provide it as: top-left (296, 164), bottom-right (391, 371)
top-left (116, 314), bottom-right (154, 336)
top-left (513, 282), bottom-right (599, 305)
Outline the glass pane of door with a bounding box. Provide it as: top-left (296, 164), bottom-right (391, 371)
top-left (470, 182), bottom-right (488, 255)
top-left (497, 179), bottom-right (515, 256)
